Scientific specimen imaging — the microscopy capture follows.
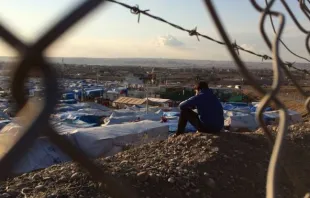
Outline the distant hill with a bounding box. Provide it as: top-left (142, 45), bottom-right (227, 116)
top-left (1, 56), bottom-right (309, 70)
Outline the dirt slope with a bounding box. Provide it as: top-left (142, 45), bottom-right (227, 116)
top-left (1, 129), bottom-right (310, 198)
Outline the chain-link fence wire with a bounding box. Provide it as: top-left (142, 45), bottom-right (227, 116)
top-left (266, 0), bottom-right (310, 63)
top-left (0, 0), bottom-right (310, 198)
top-left (204, 1), bottom-right (310, 198)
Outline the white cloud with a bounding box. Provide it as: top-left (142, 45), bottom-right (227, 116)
top-left (240, 44), bottom-right (257, 52)
top-left (155, 35), bottom-right (184, 47)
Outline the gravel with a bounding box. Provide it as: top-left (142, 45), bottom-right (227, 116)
top-left (1, 130), bottom-right (310, 198)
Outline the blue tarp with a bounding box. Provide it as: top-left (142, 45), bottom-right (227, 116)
top-left (250, 106), bottom-right (272, 113)
top-left (132, 105), bottom-right (143, 109)
top-left (164, 120), bottom-right (196, 133)
top-left (85, 88), bottom-right (104, 98)
top-left (77, 115), bottom-right (103, 126)
top-left (222, 102), bottom-right (272, 113)
top-left (55, 106), bottom-right (77, 113)
top-left (163, 112), bottom-right (180, 117)
top-left (59, 99), bottom-right (77, 104)
top-left (54, 111), bottom-right (104, 128)
top-left (62, 92), bottom-right (75, 100)
top-left (159, 111), bottom-right (196, 133)
top-left (225, 102), bottom-right (249, 107)
top-left (222, 104), bottom-right (252, 113)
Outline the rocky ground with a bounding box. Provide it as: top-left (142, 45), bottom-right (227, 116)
top-left (1, 126), bottom-right (310, 198)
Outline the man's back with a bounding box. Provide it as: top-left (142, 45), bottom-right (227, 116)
top-left (179, 88), bottom-right (224, 131)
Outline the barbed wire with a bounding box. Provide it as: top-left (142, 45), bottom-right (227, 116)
top-left (0, 0), bottom-right (310, 198)
top-left (107, 0), bottom-right (310, 75)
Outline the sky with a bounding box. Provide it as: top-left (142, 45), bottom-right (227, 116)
top-left (0, 0), bottom-right (310, 62)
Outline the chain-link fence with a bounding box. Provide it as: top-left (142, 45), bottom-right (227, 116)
top-left (1, 0), bottom-right (310, 198)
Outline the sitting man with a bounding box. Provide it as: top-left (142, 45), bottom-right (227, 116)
top-left (176, 81), bottom-right (224, 135)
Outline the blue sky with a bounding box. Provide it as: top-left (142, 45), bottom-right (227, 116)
top-left (0, 0), bottom-right (309, 62)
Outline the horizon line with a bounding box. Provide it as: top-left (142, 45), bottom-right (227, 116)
top-left (0, 56), bottom-right (277, 64)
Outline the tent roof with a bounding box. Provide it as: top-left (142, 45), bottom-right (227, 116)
top-left (147, 98), bottom-right (171, 103)
top-left (114, 97), bottom-right (147, 105)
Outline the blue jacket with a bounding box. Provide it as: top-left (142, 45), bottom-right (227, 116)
top-left (179, 88), bottom-right (224, 131)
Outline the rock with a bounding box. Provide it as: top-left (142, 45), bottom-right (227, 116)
top-left (32, 173), bottom-right (41, 180)
top-left (58, 176), bottom-right (68, 183)
top-left (207, 178), bottom-right (216, 188)
top-left (21, 187), bottom-right (32, 194)
top-left (211, 147), bottom-right (219, 152)
top-left (5, 189), bottom-right (18, 197)
top-left (200, 136), bottom-right (207, 140)
top-left (46, 194), bottom-right (57, 198)
top-left (120, 160), bottom-right (128, 166)
top-left (168, 177), bottom-right (175, 183)
top-left (77, 190), bottom-right (86, 195)
top-left (0, 193), bottom-right (11, 198)
top-left (105, 156), bottom-right (112, 161)
top-left (71, 173), bottom-right (79, 180)
top-left (16, 182), bottom-right (27, 189)
top-left (142, 164), bottom-right (149, 169)
top-left (137, 172), bottom-right (148, 182)
top-left (59, 167), bottom-right (66, 171)
top-left (35, 185), bottom-right (46, 192)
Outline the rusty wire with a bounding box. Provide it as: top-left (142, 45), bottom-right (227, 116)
top-left (0, 0), bottom-right (310, 198)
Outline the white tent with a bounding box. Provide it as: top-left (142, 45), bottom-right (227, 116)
top-left (0, 120), bottom-right (168, 175)
top-left (69, 120), bottom-right (169, 157)
top-left (0, 124), bottom-right (70, 175)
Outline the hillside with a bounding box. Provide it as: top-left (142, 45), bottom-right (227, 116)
top-left (1, 127), bottom-right (310, 198)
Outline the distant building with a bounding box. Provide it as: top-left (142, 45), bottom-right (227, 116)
top-left (113, 96), bottom-right (173, 108)
top-left (113, 97), bottom-right (147, 109)
top-left (147, 97), bottom-right (173, 107)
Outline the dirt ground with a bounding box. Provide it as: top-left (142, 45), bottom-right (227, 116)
top-left (1, 128), bottom-right (310, 198)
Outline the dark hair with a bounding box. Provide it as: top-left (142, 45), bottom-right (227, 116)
top-left (195, 81), bottom-right (209, 90)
